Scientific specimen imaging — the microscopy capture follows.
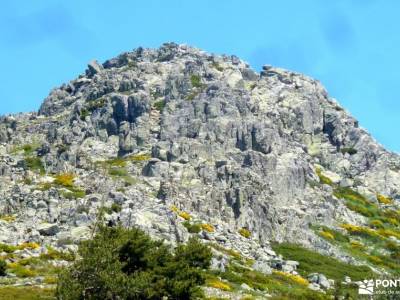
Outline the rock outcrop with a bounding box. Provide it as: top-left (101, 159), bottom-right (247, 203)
top-left (0, 43), bottom-right (399, 291)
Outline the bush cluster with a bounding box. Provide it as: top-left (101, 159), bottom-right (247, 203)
top-left (190, 75), bottom-right (202, 88)
top-left (54, 173), bottom-right (75, 188)
top-left (340, 147), bottom-right (357, 155)
top-left (25, 157), bottom-right (45, 174)
top-left (0, 260), bottom-right (6, 276)
top-left (239, 228), bottom-right (251, 239)
top-left (377, 194), bottom-right (393, 205)
top-left (183, 221), bottom-right (202, 233)
top-left (153, 100), bottom-right (166, 112)
top-left (56, 226), bottom-right (212, 300)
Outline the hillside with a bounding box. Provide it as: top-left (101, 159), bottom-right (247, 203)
top-left (0, 43), bottom-right (399, 299)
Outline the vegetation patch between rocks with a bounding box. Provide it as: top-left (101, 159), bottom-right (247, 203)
top-left (271, 242), bottom-right (375, 282)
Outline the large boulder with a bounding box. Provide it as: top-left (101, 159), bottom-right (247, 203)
top-left (38, 223), bottom-right (60, 236)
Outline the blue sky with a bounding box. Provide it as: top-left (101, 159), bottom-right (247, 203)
top-left (0, 0), bottom-right (399, 152)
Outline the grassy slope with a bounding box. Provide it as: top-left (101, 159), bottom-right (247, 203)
top-left (0, 287), bottom-right (55, 300)
top-left (271, 242), bottom-right (375, 282)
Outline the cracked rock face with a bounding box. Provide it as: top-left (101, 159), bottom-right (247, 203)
top-left (0, 43), bottom-right (399, 265)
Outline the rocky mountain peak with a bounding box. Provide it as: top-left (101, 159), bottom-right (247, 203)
top-left (0, 43), bottom-right (399, 295)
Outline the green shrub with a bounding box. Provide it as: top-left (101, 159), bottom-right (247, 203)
top-left (0, 259), bottom-right (6, 276)
top-left (315, 226), bottom-right (349, 243)
top-left (153, 100), bottom-right (166, 112)
top-left (54, 173), bottom-right (75, 188)
top-left (316, 222), bottom-right (400, 275)
top-left (121, 175), bottom-right (138, 186)
top-left (340, 224), bottom-right (381, 241)
top-left (103, 161), bottom-right (137, 186)
top-left (239, 228), bottom-right (251, 238)
top-left (111, 203), bottom-right (122, 213)
top-left (102, 157), bottom-right (127, 168)
top-left (386, 241), bottom-right (400, 253)
top-left (206, 278), bottom-right (231, 291)
top-left (37, 182), bottom-right (52, 191)
top-left (190, 75), bottom-right (203, 88)
top-left (178, 211), bottom-right (191, 220)
top-left (17, 242), bottom-right (40, 250)
top-left (210, 243), bottom-right (241, 259)
top-left (102, 154), bottom-right (150, 172)
top-left (201, 223), bottom-right (215, 233)
top-left (56, 226), bottom-right (212, 300)
top-left (332, 281), bottom-right (358, 300)
top-left (333, 187), bottom-right (367, 203)
top-left (319, 231), bottom-right (334, 240)
top-left (377, 194), bottom-right (393, 205)
top-left (0, 215), bottom-right (16, 222)
top-left (108, 167), bottom-right (128, 177)
top-left (350, 241), bottom-right (365, 250)
top-left (334, 187), bottom-right (379, 218)
top-left (40, 246), bottom-right (75, 261)
top-left (44, 276), bottom-right (58, 285)
top-left (340, 147), bottom-right (357, 155)
top-left (60, 187), bottom-right (86, 199)
top-left (220, 263), bottom-right (330, 299)
top-left (0, 243), bottom-right (18, 253)
top-left (377, 228), bottom-right (400, 239)
top-left (183, 221), bottom-right (202, 233)
top-left (346, 202), bottom-right (377, 218)
top-left (12, 143), bottom-right (40, 155)
top-left (383, 209), bottom-right (400, 224)
top-left (128, 153), bottom-right (151, 162)
top-left (22, 144), bottom-right (34, 154)
top-left (80, 108), bottom-right (90, 121)
top-left (25, 157), bottom-right (45, 174)
top-left (7, 263), bottom-right (37, 278)
top-left (369, 219), bottom-right (385, 229)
